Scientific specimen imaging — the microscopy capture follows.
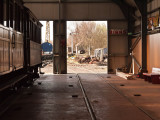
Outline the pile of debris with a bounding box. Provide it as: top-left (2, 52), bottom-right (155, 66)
top-left (78, 56), bottom-right (91, 63)
top-left (76, 56), bottom-right (100, 64)
top-left (89, 57), bottom-right (99, 64)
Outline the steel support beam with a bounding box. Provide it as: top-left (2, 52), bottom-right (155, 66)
top-left (134, 0), bottom-right (147, 72)
top-left (53, 21), bottom-right (67, 74)
top-left (131, 55), bottom-right (141, 70)
top-left (53, 0), bottom-right (67, 74)
top-left (23, 0), bottom-right (113, 3)
top-left (127, 7), bottom-right (136, 72)
top-left (112, 0), bottom-right (129, 19)
top-left (130, 34), bottom-right (141, 51)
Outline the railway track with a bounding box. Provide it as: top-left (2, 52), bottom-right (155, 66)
top-left (76, 74), bottom-right (97, 120)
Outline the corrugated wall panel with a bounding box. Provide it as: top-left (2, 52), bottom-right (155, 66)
top-left (147, 0), bottom-right (160, 17)
top-left (132, 38), bottom-right (142, 74)
top-left (108, 20), bottom-right (128, 73)
top-left (24, 3), bottom-right (125, 20)
top-left (147, 0), bottom-right (160, 73)
top-left (147, 33), bottom-right (160, 73)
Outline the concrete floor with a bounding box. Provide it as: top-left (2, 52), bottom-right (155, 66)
top-left (100, 74), bottom-right (160, 120)
top-left (1, 74), bottom-right (160, 120)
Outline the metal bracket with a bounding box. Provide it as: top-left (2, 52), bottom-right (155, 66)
top-left (130, 34), bottom-right (141, 51)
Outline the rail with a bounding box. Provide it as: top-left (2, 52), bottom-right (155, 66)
top-left (76, 74), bottom-right (97, 120)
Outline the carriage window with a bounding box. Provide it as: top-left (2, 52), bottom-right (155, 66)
top-left (20, 10), bottom-right (23, 32)
top-left (18, 6), bottom-right (20, 31)
top-left (31, 22), bottom-right (33, 40)
top-left (15, 3), bottom-right (18, 30)
top-left (30, 21), bottom-right (33, 40)
top-left (2, 0), bottom-right (8, 26)
top-left (32, 23), bottom-right (35, 41)
top-left (34, 24), bottom-right (37, 42)
top-left (15, 4), bottom-right (20, 31)
top-left (9, 3), bottom-right (13, 28)
top-left (0, 0), bottom-right (3, 24)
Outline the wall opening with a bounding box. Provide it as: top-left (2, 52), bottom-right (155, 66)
top-left (67, 21), bottom-right (108, 74)
top-left (40, 21), bottom-right (54, 74)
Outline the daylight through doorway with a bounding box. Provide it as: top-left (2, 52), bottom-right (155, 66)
top-left (67, 21), bottom-right (108, 74)
top-left (40, 21), bottom-right (54, 74)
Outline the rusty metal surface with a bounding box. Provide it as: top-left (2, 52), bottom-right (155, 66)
top-left (30, 40), bottom-right (41, 66)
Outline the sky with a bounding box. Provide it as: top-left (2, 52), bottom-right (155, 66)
top-left (40, 21), bottom-right (53, 43)
top-left (67, 21), bottom-right (107, 38)
top-left (40, 21), bottom-right (107, 43)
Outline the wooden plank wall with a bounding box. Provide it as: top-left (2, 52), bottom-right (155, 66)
top-left (146, 0), bottom-right (160, 73)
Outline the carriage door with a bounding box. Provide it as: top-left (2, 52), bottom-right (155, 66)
top-left (10, 30), bottom-right (15, 71)
top-left (53, 20), bottom-right (67, 74)
top-left (10, 30), bottom-right (24, 71)
top-left (10, 30), bottom-right (17, 71)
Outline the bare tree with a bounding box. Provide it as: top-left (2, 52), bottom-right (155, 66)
top-left (68, 21), bottom-right (107, 55)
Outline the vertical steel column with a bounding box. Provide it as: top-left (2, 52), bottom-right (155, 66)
top-left (53, 0), bottom-right (67, 74)
top-left (58, 0), bottom-right (61, 74)
top-left (134, 0), bottom-right (147, 72)
top-left (127, 7), bottom-right (135, 73)
top-left (141, 1), bottom-right (147, 71)
top-left (107, 21), bottom-right (111, 73)
top-left (6, 0), bottom-right (9, 27)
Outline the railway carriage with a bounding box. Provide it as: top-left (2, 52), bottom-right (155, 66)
top-left (0, 0), bottom-right (42, 91)
top-left (24, 7), bottom-right (42, 77)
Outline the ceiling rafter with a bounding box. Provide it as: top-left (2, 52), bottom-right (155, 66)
top-left (23, 0), bottom-right (113, 3)
top-left (112, 0), bottom-right (130, 19)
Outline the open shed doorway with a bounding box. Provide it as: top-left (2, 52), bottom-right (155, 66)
top-left (67, 21), bottom-right (108, 73)
top-left (40, 21), bottom-right (54, 74)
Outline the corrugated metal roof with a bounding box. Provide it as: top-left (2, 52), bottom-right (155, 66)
top-left (23, 0), bottom-right (137, 9)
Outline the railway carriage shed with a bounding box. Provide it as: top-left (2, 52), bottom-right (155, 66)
top-left (23, 0), bottom-right (158, 75)
top-left (2, 1), bottom-right (160, 120)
